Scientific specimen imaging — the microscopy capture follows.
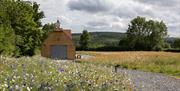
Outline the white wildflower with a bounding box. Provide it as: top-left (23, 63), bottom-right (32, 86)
top-left (26, 73), bottom-right (29, 76)
top-left (15, 85), bottom-right (19, 90)
top-left (4, 84), bottom-right (8, 88)
top-left (27, 87), bottom-right (31, 91)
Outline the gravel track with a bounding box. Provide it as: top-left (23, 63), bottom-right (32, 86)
top-left (117, 68), bottom-right (180, 91)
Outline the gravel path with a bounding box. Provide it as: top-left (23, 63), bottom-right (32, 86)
top-left (117, 68), bottom-right (180, 91)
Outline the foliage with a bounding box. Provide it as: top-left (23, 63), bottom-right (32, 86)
top-left (120, 16), bottom-right (168, 51)
top-left (32, 2), bottom-right (45, 27)
top-left (0, 0), bottom-right (44, 56)
top-left (79, 52), bottom-right (180, 77)
top-left (74, 32), bottom-right (177, 51)
top-left (77, 46), bottom-right (126, 51)
top-left (73, 32), bottom-right (125, 49)
top-left (80, 30), bottom-right (91, 50)
top-left (164, 37), bottom-right (176, 48)
top-left (174, 38), bottom-right (180, 49)
top-left (0, 26), bottom-right (15, 56)
top-left (0, 56), bottom-right (131, 91)
top-left (42, 23), bottom-right (56, 41)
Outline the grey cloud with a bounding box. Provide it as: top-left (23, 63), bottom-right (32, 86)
top-left (67, 0), bottom-right (111, 13)
top-left (167, 22), bottom-right (180, 37)
top-left (29, 0), bottom-right (180, 37)
top-left (168, 27), bottom-right (180, 37)
top-left (86, 18), bottom-right (126, 32)
top-left (87, 20), bottom-right (109, 27)
top-left (86, 20), bottom-right (110, 30)
top-left (137, 0), bottom-right (179, 7)
top-left (112, 7), bottom-right (136, 18)
top-left (111, 5), bottom-right (155, 19)
top-left (67, 0), bottom-right (156, 18)
top-left (68, 0), bottom-right (164, 19)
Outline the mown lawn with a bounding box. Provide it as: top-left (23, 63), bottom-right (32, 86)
top-left (78, 51), bottom-right (180, 77)
top-left (0, 56), bottom-right (132, 91)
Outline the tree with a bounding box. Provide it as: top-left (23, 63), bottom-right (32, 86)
top-left (0, 25), bottom-right (15, 56)
top-left (42, 23), bottom-right (56, 40)
top-left (32, 2), bottom-right (45, 27)
top-left (119, 16), bottom-right (167, 51)
top-left (0, 0), bottom-right (44, 56)
top-left (80, 30), bottom-right (91, 50)
top-left (174, 38), bottom-right (180, 49)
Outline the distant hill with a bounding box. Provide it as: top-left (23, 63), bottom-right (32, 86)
top-left (72, 32), bottom-right (126, 48)
top-left (72, 32), bottom-right (177, 48)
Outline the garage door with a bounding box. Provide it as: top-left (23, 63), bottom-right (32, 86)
top-left (50, 45), bottom-right (67, 60)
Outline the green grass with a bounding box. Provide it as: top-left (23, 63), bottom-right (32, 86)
top-left (0, 56), bottom-right (132, 91)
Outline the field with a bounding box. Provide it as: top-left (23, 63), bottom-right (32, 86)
top-left (0, 56), bottom-right (131, 91)
top-left (78, 52), bottom-right (180, 77)
top-left (0, 52), bottom-right (179, 91)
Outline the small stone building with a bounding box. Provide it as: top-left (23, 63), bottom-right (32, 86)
top-left (41, 20), bottom-right (75, 60)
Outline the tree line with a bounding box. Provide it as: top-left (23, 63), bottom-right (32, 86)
top-left (79, 17), bottom-right (180, 51)
top-left (0, 0), bottom-right (179, 57)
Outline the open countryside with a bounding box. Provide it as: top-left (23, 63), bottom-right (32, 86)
top-left (0, 0), bottom-right (180, 91)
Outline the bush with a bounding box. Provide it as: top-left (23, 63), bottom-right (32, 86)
top-left (174, 38), bottom-right (180, 49)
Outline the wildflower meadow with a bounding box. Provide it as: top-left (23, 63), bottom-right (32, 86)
top-left (0, 56), bottom-right (132, 91)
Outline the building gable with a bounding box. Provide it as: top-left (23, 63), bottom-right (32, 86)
top-left (41, 20), bottom-right (75, 60)
top-left (43, 31), bottom-right (73, 45)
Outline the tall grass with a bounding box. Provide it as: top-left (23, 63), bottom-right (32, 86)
top-left (79, 52), bottom-right (180, 77)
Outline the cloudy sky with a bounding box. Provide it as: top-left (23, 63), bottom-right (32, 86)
top-left (29, 0), bottom-right (180, 37)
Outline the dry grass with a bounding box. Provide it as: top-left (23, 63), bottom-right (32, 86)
top-left (78, 51), bottom-right (180, 77)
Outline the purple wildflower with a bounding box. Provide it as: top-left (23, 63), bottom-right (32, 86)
top-left (58, 68), bottom-right (65, 72)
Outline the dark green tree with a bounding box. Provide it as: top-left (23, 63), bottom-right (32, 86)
top-left (32, 2), bottom-right (45, 27)
top-left (42, 23), bottom-right (56, 40)
top-left (0, 0), bottom-right (44, 56)
top-left (174, 38), bottom-right (180, 49)
top-left (80, 30), bottom-right (91, 50)
top-left (120, 16), bottom-right (167, 51)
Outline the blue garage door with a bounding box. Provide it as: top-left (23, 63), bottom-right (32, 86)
top-left (51, 45), bottom-right (67, 59)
